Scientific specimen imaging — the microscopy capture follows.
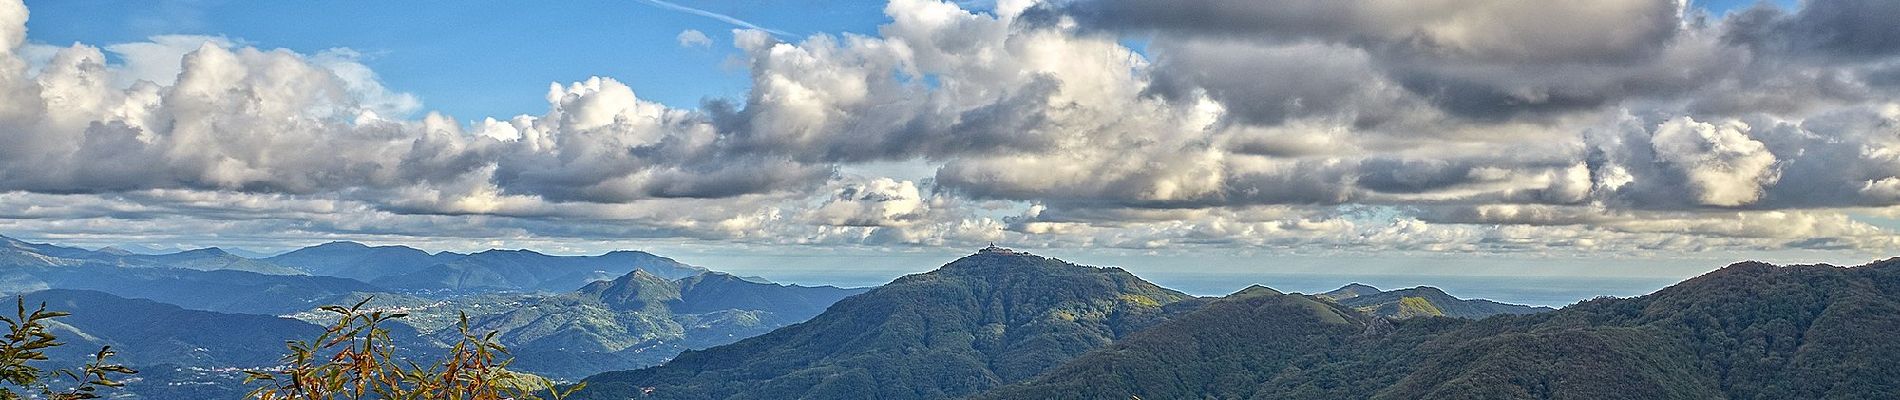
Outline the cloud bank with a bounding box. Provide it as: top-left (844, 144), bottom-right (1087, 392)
top-left (3, 0), bottom-right (1900, 257)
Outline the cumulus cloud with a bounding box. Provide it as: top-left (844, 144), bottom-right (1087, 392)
top-left (676, 29), bottom-right (712, 48)
top-left (808, 178), bottom-right (930, 227)
top-left (1647, 117), bottom-right (1779, 207)
top-left (4, 0), bottom-right (1900, 257)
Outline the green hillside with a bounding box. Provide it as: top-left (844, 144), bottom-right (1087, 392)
top-left (372, 249), bottom-right (706, 292)
top-left (984, 259), bottom-right (1900, 399)
top-left (1320, 284), bottom-right (1552, 319)
top-left (572, 249), bottom-right (1194, 400)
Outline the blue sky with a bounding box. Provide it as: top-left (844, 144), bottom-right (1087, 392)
top-left (24, 0), bottom-right (1785, 120)
top-left (22, 0), bottom-right (899, 119)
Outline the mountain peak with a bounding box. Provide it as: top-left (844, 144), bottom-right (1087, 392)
top-left (313, 241), bottom-right (369, 249)
top-left (1319, 283), bottom-right (1383, 300)
top-left (577, 250), bottom-right (1191, 399)
top-left (1339, 282), bottom-right (1380, 292)
top-left (579, 268), bottom-right (681, 311)
top-left (467, 248), bottom-right (550, 258)
top-left (933, 249), bottom-right (1067, 275)
top-left (1231, 285), bottom-right (1283, 298)
top-left (1379, 286), bottom-right (1453, 299)
top-left (182, 247), bottom-right (230, 256)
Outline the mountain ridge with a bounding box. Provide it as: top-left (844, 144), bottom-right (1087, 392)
top-left (573, 249), bottom-right (1195, 400)
top-left (982, 259), bottom-right (1900, 399)
top-left (1318, 284), bottom-right (1553, 319)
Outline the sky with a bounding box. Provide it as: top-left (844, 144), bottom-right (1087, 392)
top-left (0, 0), bottom-right (1895, 304)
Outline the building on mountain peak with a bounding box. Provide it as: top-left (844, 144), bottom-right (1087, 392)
top-left (978, 244), bottom-right (1025, 256)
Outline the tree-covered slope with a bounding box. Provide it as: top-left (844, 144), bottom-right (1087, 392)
top-left (265, 241), bottom-right (463, 281)
top-left (984, 259), bottom-right (1900, 399)
top-left (670, 271), bottom-right (864, 318)
top-left (373, 249), bottom-right (705, 292)
top-left (0, 264), bottom-right (385, 314)
top-left (571, 250), bottom-right (1194, 400)
top-left (1319, 284), bottom-right (1553, 319)
top-left (976, 286), bottom-right (1374, 400)
top-left (444, 269), bottom-right (870, 379)
top-left (121, 247), bottom-right (307, 275)
top-left (2, 235), bottom-right (304, 275)
top-left (22, 289), bottom-right (325, 367)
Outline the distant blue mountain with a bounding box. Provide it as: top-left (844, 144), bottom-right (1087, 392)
top-left (456, 268), bottom-right (869, 378)
top-left (372, 248), bottom-right (707, 293)
top-left (266, 241), bottom-right (464, 281)
top-left (2, 235), bottom-right (305, 275)
top-left (19, 289), bottom-right (436, 399)
top-left (0, 233), bottom-right (872, 392)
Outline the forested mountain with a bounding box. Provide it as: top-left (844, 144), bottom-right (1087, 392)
top-left (372, 249), bottom-right (706, 292)
top-left (265, 241), bottom-right (464, 281)
top-left (983, 259), bottom-right (1900, 399)
top-left (977, 286), bottom-right (1376, 400)
top-left (672, 272), bottom-right (858, 317)
top-left (0, 264), bottom-right (386, 314)
top-left (2, 234), bottom-right (303, 275)
top-left (1318, 283), bottom-right (1552, 319)
top-left (572, 248), bottom-right (1197, 400)
top-left (21, 289), bottom-right (330, 399)
top-left (23, 289), bottom-right (324, 366)
top-left (16, 232), bottom-right (1900, 399)
top-left (120, 247), bottom-right (308, 275)
top-left (17, 289), bottom-right (443, 399)
top-left (459, 269), bottom-right (868, 378)
top-left (0, 234), bottom-right (871, 396)
top-left (2, 235), bottom-right (107, 266)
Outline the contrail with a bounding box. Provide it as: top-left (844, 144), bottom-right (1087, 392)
top-left (643, 0), bottom-right (793, 37)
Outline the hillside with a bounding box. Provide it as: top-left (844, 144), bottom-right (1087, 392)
top-left (419, 269), bottom-right (869, 379)
top-left (571, 248), bottom-right (1195, 400)
top-left (23, 289), bottom-right (325, 366)
top-left (121, 247), bottom-right (307, 275)
top-left (0, 264), bottom-right (386, 314)
top-left (1318, 284), bottom-right (1552, 319)
top-left (983, 259), bottom-right (1900, 399)
top-left (265, 241), bottom-right (463, 281)
top-left (977, 286), bottom-right (1377, 400)
top-left (2, 235), bottom-right (308, 275)
top-left (372, 249), bottom-right (706, 292)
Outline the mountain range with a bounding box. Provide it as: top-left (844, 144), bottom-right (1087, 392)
top-left (575, 252), bottom-right (1900, 399)
top-left (575, 249), bottom-right (1201, 399)
top-left (0, 234), bottom-right (868, 397)
top-left (444, 268), bottom-right (868, 378)
top-left (26, 234), bottom-right (1796, 399)
top-left (1319, 283), bottom-right (1553, 319)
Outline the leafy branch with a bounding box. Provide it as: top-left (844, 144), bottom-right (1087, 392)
top-left (0, 297), bottom-right (136, 400)
top-left (245, 297), bottom-right (583, 400)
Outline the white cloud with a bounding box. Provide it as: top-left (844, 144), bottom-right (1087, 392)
top-left (4, 0), bottom-right (1900, 258)
top-left (676, 29), bottom-right (712, 48)
top-left (1649, 117), bottom-right (1780, 207)
top-left (808, 178), bottom-right (929, 227)
top-left (100, 35), bottom-right (231, 87)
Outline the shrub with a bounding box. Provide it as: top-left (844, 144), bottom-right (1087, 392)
top-left (245, 297), bottom-right (582, 400)
top-left (0, 297), bottom-right (136, 400)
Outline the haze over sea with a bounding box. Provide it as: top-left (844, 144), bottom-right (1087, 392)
top-left (669, 249), bottom-right (1839, 306)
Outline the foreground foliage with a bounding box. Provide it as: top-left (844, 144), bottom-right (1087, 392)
top-left (245, 298), bottom-right (583, 400)
top-left (0, 297), bottom-right (135, 400)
